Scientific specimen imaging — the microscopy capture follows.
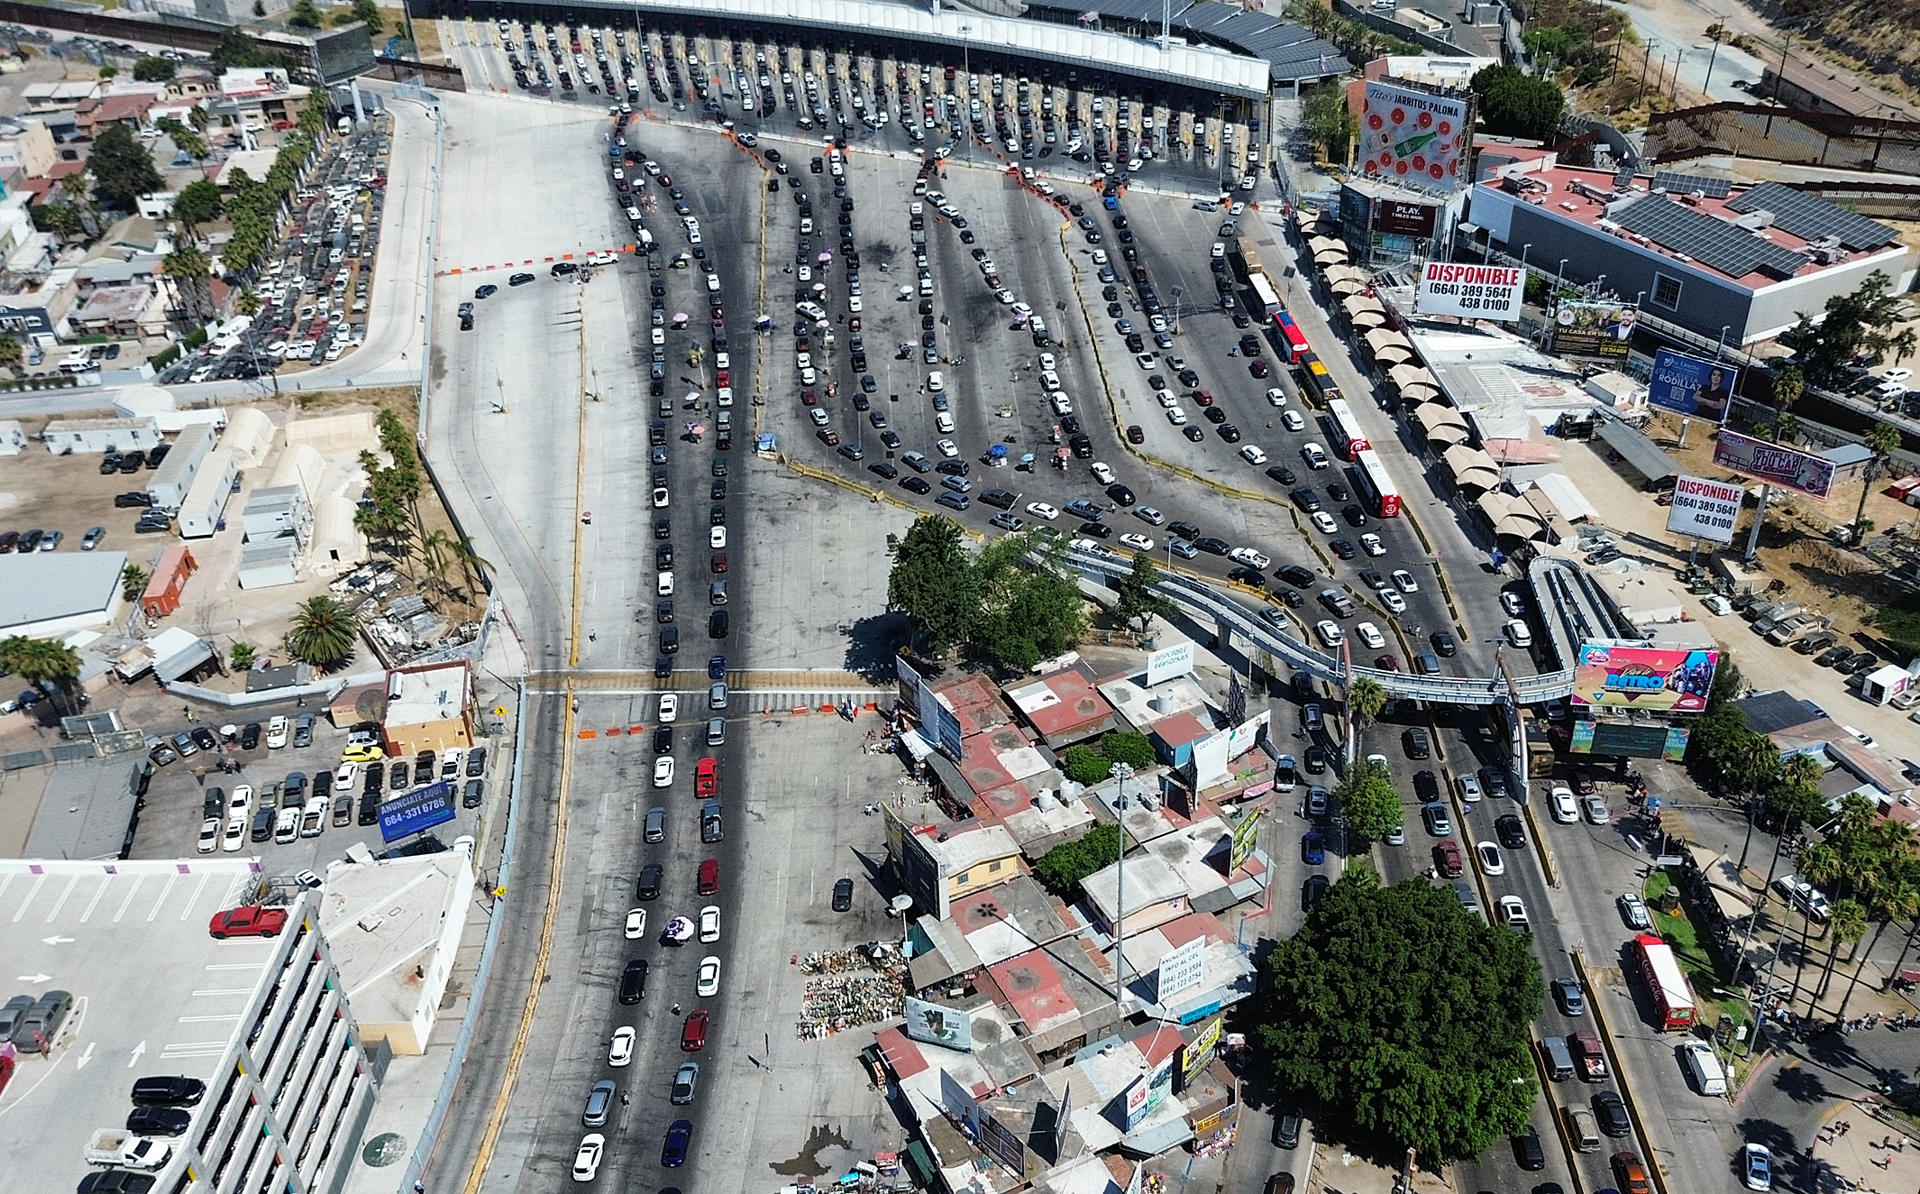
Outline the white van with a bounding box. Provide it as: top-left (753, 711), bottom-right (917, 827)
top-left (1681, 1041), bottom-right (1727, 1095)
top-left (58, 352), bottom-right (94, 375)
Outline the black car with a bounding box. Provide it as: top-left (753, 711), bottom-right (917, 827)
top-left (1275, 1108), bottom-right (1302, 1149)
top-left (1840, 651), bottom-right (1882, 674)
top-left (125, 1106), bottom-right (191, 1136)
top-left (900, 475), bottom-right (932, 495)
top-left (1305, 744), bottom-right (1327, 773)
top-left (832, 876), bottom-right (855, 912)
top-left (389, 761), bottom-right (409, 792)
top-left (509, 271), bottom-right (535, 286)
top-left (619, 957), bottom-right (649, 1003)
top-left (1431, 631), bottom-right (1458, 657)
top-left (1106, 483), bottom-right (1135, 507)
top-left (466, 747), bottom-right (487, 777)
top-left (1341, 504), bottom-right (1368, 527)
top-left (240, 722), bottom-right (261, 749)
top-left (1302, 874), bottom-right (1329, 908)
top-left (636, 862), bottom-right (664, 900)
top-left (1592, 1090), bottom-right (1630, 1137)
top-left (1169, 521), bottom-right (1202, 541)
top-left (1495, 814), bottom-right (1527, 849)
top-left (250, 808), bottom-right (274, 842)
top-left (463, 778), bottom-right (484, 808)
top-left (1329, 539), bottom-right (1356, 560)
top-left (1276, 564), bottom-right (1316, 588)
top-left (653, 725), bottom-right (673, 753)
top-left (1078, 520), bottom-right (1112, 538)
top-left (191, 727), bottom-right (217, 752)
top-left (1192, 536), bottom-right (1230, 555)
top-left (868, 461), bottom-right (898, 480)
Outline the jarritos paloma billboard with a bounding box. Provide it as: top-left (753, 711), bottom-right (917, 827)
top-left (1359, 80), bottom-right (1474, 190)
top-left (1571, 642), bottom-right (1720, 714)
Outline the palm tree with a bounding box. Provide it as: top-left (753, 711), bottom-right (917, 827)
top-left (416, 529), bottom-right (456, 599)
top-left (164, 245), bottom-right (213, 326)
top-left (1817, 899), bottom-right (1868, 1001)
top-left (1841, 857), bottom-right (1920, 1016)
top-left (0, 634), bottom-right (83, 715)
top-left (1851, 422), bottom-right (1903, 545)
top-left (59, 170), bottom-right (96, 238)
top-left (1344, 675), bottom-right (1387, 760)
top-left (121, 564), bottom-right (149, 602)
top-left (229, 641), bottom-right (257, 671)
top-left (448, 535), bottom-right (493, 599)
top-left (1772, 365), bottom-right (1804, 422)
top-left (286, 596), bottom-right (359, 669)
top-left (234, 290), bottom-right (261, 318)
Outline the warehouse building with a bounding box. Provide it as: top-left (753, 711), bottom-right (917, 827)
top-left (0, 551), bottom-right (128, 637)
top-left (176, 447), bottom-right (237, 539)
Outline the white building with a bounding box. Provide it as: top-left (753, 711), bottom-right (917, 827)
top-left (318, 843), bottom-right (477, 1055)
top-left (0, 552), bottom-right (128, 637)
top-left (177, 446), bottom-right (237, 539)
top-left (41, 416), bottom-right (162, 456)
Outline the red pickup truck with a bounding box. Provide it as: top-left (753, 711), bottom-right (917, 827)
top-left (695, 758), bottom-right (719, 798)
top-left (208, 905), bottom-right (290, 939)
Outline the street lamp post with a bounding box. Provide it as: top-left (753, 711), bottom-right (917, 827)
top-left (1109, 762), bottom-right (1134, 1010)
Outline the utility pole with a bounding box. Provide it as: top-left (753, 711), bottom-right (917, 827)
top-left (1638, 39), bottom-right (1659, 103)
top-left (1701, 17), bottom-right (1727, 95)
top-left (1109, 762), bottom-right (1133, 1011)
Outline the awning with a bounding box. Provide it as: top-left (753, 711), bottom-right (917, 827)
top-left (1328, 277), bottom-right (1366, 298)
top-left (1389, 363), bottom-right (1440, 394)
top-left (1309, 235), bottom-right (1346, 257)
top-left (1325, 264), bottom-right (1369, 285)
top-left (902, 1142), bottom-right (938, 1186)
top-left (899, 728), bottom-right (935, 762)
top-left (1365, 327), bottom-right (1414, 360)
top-left (1595, 418), bottom-right (1680, 485)
top-left (1477, 490), bottom-right (1518, 525)
top-left (1445, 444), bottom-right (1502, 489)
top-left (154, 635), bottom-right (216, 683)
top-left (1342, 293), bottom-right (1384, 317)
top-left (1495, 513), bottom-right (1540, 540)
top-left (1413, 403), bottom-right (1468, 434)
top-left (1348, 306), bottom-right (1389, 330)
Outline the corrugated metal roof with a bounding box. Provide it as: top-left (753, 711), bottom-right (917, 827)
top-left (0, 551), bottom-right (128, 633)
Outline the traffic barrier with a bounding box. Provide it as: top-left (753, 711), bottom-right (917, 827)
top-left (578, 729), bottom-right (597, 739)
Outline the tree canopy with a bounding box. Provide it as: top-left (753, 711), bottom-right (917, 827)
top-left (87, 124), bottom-right (163, 211)
top-left (210, 27), bottom-right (295, 72)
top-left (170, 178), bottom-right (223, 232)
top-left (1787, 272), bottom-right (1915, 387)
top-left (1256, 873), bottom-right (1543, 1162)
top-left (887, 515), bottom-right (981, 655)
top-left (286, 596), bottom-right (359, 668)
top-left (1471, 64), bottom-right (1565, 142)
top-left (1060, 732), bottom-right (1158, 784)
top-left (1112, 553), bottom-right (1175, 634)
top-left (1032, 823), bottom-right (1123, 897)
top-left (885, 521), bottom-right (1086, 670)
top-left (131, 55), bottom-right (176, 82)
top-left (1336, 755), bottom-right (1402, 844)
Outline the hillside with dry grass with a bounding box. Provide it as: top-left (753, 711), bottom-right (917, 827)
top-left (1743, 0), bottom-right (1920, 103)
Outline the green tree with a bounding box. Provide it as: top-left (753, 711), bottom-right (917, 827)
top-left (1786, 272), bottom-right (1909, 387)
top-left (121, 564), bottom-right (150, 601)
top-left (1062, 744), bottom-right (1112, 786)
top-left (97, 64), bottom-right (117, 80)
top-left (351, 0), bottom-right (384, 32)
top-left (230, 641), bottom-right (257, 671)
top-left (1301, 86), bottom-right (1356, 164)
top-left (449, 535), bottom-right (493, 598)
top-left (1708, 655), bottom-right (1746, 708)
top-left (1841, 850), bottom-right (1920, 1015)
top-left (29, 202), bottom-right (81, 239)
top-left (156, 116), bottom-right (208, 162)
top-left (1111, 553), bottom-right (1175, 635)
top-left (1346, 675), bottom-right (1387, 752)
top-left (164, 245), bottom-right (213, 325)
top-left (210, 27), bottom-right (294, 71)
top-left (286, 595), bottom-right (359, 668)
top-left (1851, 422), bottom-right (1903, 545)
top-left (973, 536), bottom-right (1085, 672)
top-left (86, 123), bottom-right (163, 211)
top-left (0, 335), bottom-right (22, 374)
top-left (1032, 823), bottom-right (1124, 897)
top-left (1102, 731), bottom-right (1157, 770)
top-left (234, 290), bottom-right (261, 317)
top-left (1817, 898), bottom-right (1868, 1000)
top-left (1337, 754), bottom-right (1402, 844)
top-left (1472, 64), bottom-right (1565, 141)
top-left (0, 634), bottom-right (84, 714)
top-left (1257, 875), bottom-right (1544, 1162)
top-left (1772, 365), bottom-right (1804, 421)
top-left (887, 515), bottom-right (980, 656)
top-left (288, 0), bottom-right (323, 28)
top-left (60, 170), bottom-right (97, 237)
top-left (131, 55), bottom-right (176, 82)
top-left (170, 178), bottom-right (223, 235)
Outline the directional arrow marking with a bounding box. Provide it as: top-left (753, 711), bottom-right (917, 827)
top-left (75, 1043), bottom-right (95, 1070)
top-left (16, 973), bottom-right (50, 984)
top-left (127, 1041), bottom-right (147, 1067)
top-left (41, 936), bottom-right (74, 946)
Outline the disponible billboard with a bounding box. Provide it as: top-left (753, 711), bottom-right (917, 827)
top-left (1713, 429), bottom-right (1836, 499)
top-left (1648, 348), bottom-right (1737, 421)
top-left (1551, 300), bottom-right (1636, 361)
top-left (1359, 81), bottom-right (1472, 188)
top-left (1416, 263), bottom-right (1525, 320)
top-left (1666, 475), bottom-right (1745, 544)
top-left (1571, 643), bottom-right (1719, 713)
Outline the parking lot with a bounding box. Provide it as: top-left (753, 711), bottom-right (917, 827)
top-left (0, 432), bottom-right (195, 566)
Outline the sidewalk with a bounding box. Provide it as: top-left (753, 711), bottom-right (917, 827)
top-left (1806, 1100), bottom-right (1920, 1194)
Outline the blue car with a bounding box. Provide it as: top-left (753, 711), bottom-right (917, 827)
top-left (662, 1118), bottom-right (693, 1168)
top-left (1302, 830), bottom-right (1325, 865)
top-left (708, 654), bottom-right (727, 680)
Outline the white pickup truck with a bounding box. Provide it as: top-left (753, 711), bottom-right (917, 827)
top-left (85, 1129), bottom-right (172, 1169)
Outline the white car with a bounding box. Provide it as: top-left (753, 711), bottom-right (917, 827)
top-left (1391, 569), bottom-right (1419, 592)
top-left (1380, 590), bottom-right (1407, 614)
top-left (1156, 389), bottom-right (1178, 408)
top-left (699, 904), bottom-right (721, 943)
top-left (926, 370), bottom-right (945, 392)
top-left (1549, 785), bottom-right (1579, 824)
top-left (653, 756), bottom-right (675, 788)
top-left (658, 571), bottom-right (674, 596)
top-left (1619, 892), bottom-right (1652, 930)
top-left (1583, 793), bottom-right (1610, 824)
top-left (1091, 462), bottom-right (1116, 485)
top-left (222, 817), bottom-right (246, 852)
top-left (227, 785), bottom-right (253, 817)
top-left (265, 715), bottom-right (290, 749)
top-left (1281, 410), bottom-right (1305, 432)
top-left (1315, 620), bottom-right (1345, 647)
top-left (1310, 511), bottom-right (1338, 535)
top-left (197, 816), bottom-right (221, 854)
top-left (1359, 533), bottom-right (1386, 556)
top-left (1239, 445), bottom-right (1269, 466)
top-left (1266, 387), bottom-right (1288, 407)
top-left (1301, 442), bottom-right (1330, 469)
top-left (608, 1027), bottom-right (635, 1067)
top-left (625, 908), bottom-right (647, 939)
top-left (1497, 895), bottom-right (1531, 933)
top-left (572, 1134), bottom-right (605, 1182)
top-left (697, 955), bottom-right (721, 996)
top-left (659, 694), bottom-right (679, 723)
top-left (1503, 619), bottom-right (1533, 648)
top-left (1228, 546), bottom-right (1271, 570)
top-left (936, 438), bottom-right (959, 458)
top-left (1026, 502), bottom-right (1060, 521)
top-left (1118, 533), bottom-right (1155, 551)
top-left (1165, 405), bottom-right (1188, 425)
top-left (333, 763), bottom-right (357, 793)
top-left (652, 486), bottom-right (670, 508)
top-left (710, 526), bottom-right (727, 549)
top-left (1476, 841), bottom-right (1504, 876)
top-left (1355, 621), bottom-right (1386, 650)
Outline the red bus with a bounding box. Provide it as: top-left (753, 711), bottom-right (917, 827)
top-left (1271, 311), bottom-right (1309, 363)
top-left (1325, 398), bottom-right (1370, 461)
top-left (1353, 449), bottom-right (1401, 517)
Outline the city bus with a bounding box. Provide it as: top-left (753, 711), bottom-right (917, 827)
top-left (1247, 271), bottom-right (1282, 319)
top-left (1297, 354), bottom-right (1340, 407)
top-left (1271, 311), bottom-right (1310, 363)
top-left (1353, 449), bottom-right (1401, 517)
top-left (1325, 398), bottom-right (1370, 460)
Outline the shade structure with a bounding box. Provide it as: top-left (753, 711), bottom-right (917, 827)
top-left (1309, 235), bottom-right (1348, 258)
top-left (1325, 263), bottom-right (1369, 285)
top-left (1389, 363), bottom-right (1440, 394)
top-left (1328, 276), bottom-right (1367, 298)
top-left (1413, 403), bottom-right (1470, 444)
top-left (1347, 305), bottom-right (1390, 330)
top-left (1365, 327), bottom-right (1415, 360)
top-left (1446, 444), bottom-right (1503, 489)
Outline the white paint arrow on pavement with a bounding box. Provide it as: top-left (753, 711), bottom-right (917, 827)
top-left (127, 1041), bottom-right (146, 1067)
top-left (15, 973), bottom-right (50, 983)
top-left (75, 1043), bottom-right (95, 1069)
top-left (41, 936), bottom-right (74, 946)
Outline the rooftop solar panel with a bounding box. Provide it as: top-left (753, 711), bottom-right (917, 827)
top-left (1727, 182), bottom-right (1898, 252)
top-left (1611, 196), bottom-right (1809, 279)
top-left (1651, 170), bottom-right (1732, 198)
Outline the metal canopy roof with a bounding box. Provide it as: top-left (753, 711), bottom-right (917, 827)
top-left (1024, 0), bottom-right (1345, 84)
top-left (1595, 419), bottom-right (1679, 484)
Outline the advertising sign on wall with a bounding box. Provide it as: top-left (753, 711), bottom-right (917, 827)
top-left (941, 1067), bottom-right (983, 1136)
top-left (1191, 730), bottom-right (1232, 789)
top-left (903, 997), bottom-right (974, 1052)
top-left (932, 698), bottom-right (964, 762)
top-left (1648, 348), bottom-right (1738, 421)
top-left (895, 651), bottom-right (925, 709)
top-left (1713, 429), bottom-right (1836, 499)
top-left (1145, 640), bottom-right (1196, 686)
top-left (1179, 1014), bottom-right (1226, 1091)
top-left (1120, 1075), bottom-right (1152, 1130)
top-left (884, 805), bottom-right (949, 919)
top-left (979, 1111), bottom-right (1027, 1176)
top-left (1570, 643), bottom-right (1720, 713)
top-left (1375, 198), bottom-right (1439, 238)
top-left (1416, 262), bottom-right (1526, 320)
top-left (1229, 809), bottom-right (1263, 873)
top-left (1359, 80), bottom-right (1473, 187)
top-left (1156, 937), bottom-right (1207, 1002)
top-left (1550, 300), bottom-right (1636, 360)
top-left (1224, 709), bottom-right (1272, 762)
top-left (1666, 475), bottom-right (1746, 544)
top-left (378, 782), bottom-right (455, 843)
top-left (1569, 720), bottom-right (1693, 761)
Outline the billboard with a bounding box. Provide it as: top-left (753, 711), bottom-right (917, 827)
top-left (1156, 937), bottom-right (1207, 1002)
top-left (1191, 730), bottom-right (1231, 789)
top-left (1229, 809), bottom-right (1263, 873)
top-left (1179, 1014), bottom-right (1225, 1091)
top-left (1666, 475), bottom-right (1745, 544)
top-left (940, 1068), bottom-right (983, 1135)
top-left (932, 698), bottom-right (964, 762)
top-left (903, 997), bottom-right (974, 1052)
top-left (979, 1111), bottom-right (1027, 1176)
top-left (1145, 640), bottom-right (1195, 686)
top-left (1569, 720), bottom-right (1693, 762)
top-left (1359, 80), bottom-right (1473, 187)
top-left (884, 805), bottom-right (949, 919)
top-left (1648, 348), bottom-right (1738, 421)
top-left (1120, 1076), bottom-right (1152, 1130)
top-left (1416, 262), bottom-right (1525, 320)
top-left (377, 782), bottom-right (454, 843)
top-left (896, 652), bottom-right (925, 709)
top-left (1570, 643), bottom-right (1719, 714)
top-left (1713, 429), bottom-right (1836, 499)
top-left (1375, 197), bottom-right (1439, 238)
top-left (1550, 300), bottom-right (1636, 361)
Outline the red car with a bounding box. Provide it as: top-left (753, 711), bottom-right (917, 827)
top-left (695, 758), bottom-right (719, 798)
top-left (209, 905), bottom-right (290, 939)
top-left (801, 388), bottom-right (818, 406)
top-left (1126, 425), bottom-right (1145, 444)
top-left (716, 370), bottom-right (730, 388)
top-left (681, 1008), bottom-right (709, 1051)
top-left (1193, 389), bottom-right (1215, 407)
top-left (1375, 654), bottom-right (1401, 672)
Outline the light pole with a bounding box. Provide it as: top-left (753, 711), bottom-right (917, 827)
top-left (1556, 257), bottom-right (1569, 291)
top-left (959, 26), bottom-right (972, 162)
top-left (1109, 762), bottom-right (1134, 1010)
top-left (1519, 244), bottom-right (1532, 270)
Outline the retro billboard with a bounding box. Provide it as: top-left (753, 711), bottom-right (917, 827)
top-left (1648, 348), bottom-right (1738, 421)
top-left (1550, 300), bottom-right (1636, 361)
top-left (1570, 643), bottom-right (1719, 714)
top-left (1569, 720), bottom-right (1693, 761)
top-left (1416, 262), bottom-right (1525, 320)
top-left (1666, 475), bottom-right (1745, 544)
top-left (1713, 429), bottom-right (1836, 499)
top-left (377, 782), bottom-right (454, 843)
top-left (1359, 81), bottom-right (1473, 189)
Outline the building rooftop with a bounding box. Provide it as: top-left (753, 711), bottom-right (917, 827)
top-left (1099, 669), bottom-right (1213, 735)
top-left (921, 821), bottom-right (1023, 876)
top-left (72, 283), bottom-right (149, 323)
top-left (0, 859), bottom-right (302, 1192)
top-left (983, 936), bottom-right (1118, 1046)
top-left (950, 874), bottom-right (1072, 967)
top-left (21, 754), bottom-right (144, 859)
top-left (1381, 314), bottom-right (1597, 445)
top-left (1082, 851), bottom-right (1188, 926)
top-left (314, 849), bottom-right (472, 1033)
top-left (1004, 667), bottom-right (1118, 746)
top-left (1117, 910), bottom-right (1259, 1022)
top-left (386, 661), bottom-right (471, 726)
top-left (0, 550), bottom-right (127, 635)
top-left (1764, 55), bottom-right (1920, 121)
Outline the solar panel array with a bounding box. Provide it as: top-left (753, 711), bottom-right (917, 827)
top-left (1728, 181), bottom-right (1898, 251)
top-left (1651, 170), bottom-right (1732, 198)
top-left (1611, 197), bottom-right (1810, 279)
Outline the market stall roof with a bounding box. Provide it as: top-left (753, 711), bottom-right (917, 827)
top-left (1348, 306), bottom-right (1389, 329)
top-left (1445, 444), bottom-right (1502, 488)
top-left (1390, 363), bottom-right (1441, 393)
top-left (1365, 327), bottom-right (1415, 360)
top-left (1413, 402), bottom-right (1468, 432)
top-left (1328, 276), bottom-right (1366, 297)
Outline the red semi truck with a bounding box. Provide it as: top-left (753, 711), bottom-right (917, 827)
top-left (1633, 933), bottom-right (1697, 1031)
